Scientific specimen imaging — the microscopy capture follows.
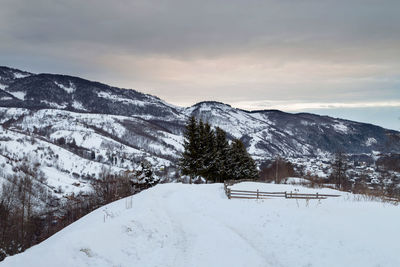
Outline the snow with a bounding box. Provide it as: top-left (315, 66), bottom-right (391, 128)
top-left (160, 133), bottom-right (184, 152)
top-left (0, 107), bottom-right (181, 192)
top-left (2, 182), bottom-right (399, 267)
top-left (6, 91), bottom-right (26, 100)
top-left (284, 177), bottom-right (310, 184)
top-left (0, 108), bottom-right (29, 123)
top-left (333, 121), bottom-right (349, 133)
top-left (13, 72), bottom-right (30, 79)
top-left (40, 100), bottom-right (68, 109)
top-left (72, 100), bottom-right (86, 110)
top-left (97, 91), bottom-right (146, 106)
top-left (42, 166), bottom-right (91, 194)
top-left (248, 112), bottom-right (272, 125)
top-left (365, 137), bottom-right (377, 147)
top-left (0, 127), bottom-right (125, 196)
top-left (54, 81), bottom-right (76, 94)
top-left (247, 128), bottom-right (274, 156)
top-left (300, 120), bottom-right (315, 126)
top-left (184, 102), bottom-right (271, 140)
top-left (0, 84), bottom-right (7, 90)
top-left (0, 96), bottom-right (12, 100)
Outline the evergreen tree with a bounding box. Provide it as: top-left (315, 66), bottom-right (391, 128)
top-left (137, 160), bottom-right (159, 187)
top-left (226, 139), bottom-right (245, 180)
top-left (179, 117), bottom-right (258, 183)
top-left (244, 152), bottom-right (259, 179)
top-left (179, 116), bottom-right (200, 184)
top-left (331, 151), bottom-right (349, 190)
top-left (196, 119), bottom-right (206, 179)
top-left (213, 127), bottom-right (230, 182)
top-left (227, 139), bottom-right (259, 180)
top-left (199, 123), bottom-right (216, 183)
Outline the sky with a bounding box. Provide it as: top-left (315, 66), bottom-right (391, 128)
top-left (1, 0), bottom-right (399, 130)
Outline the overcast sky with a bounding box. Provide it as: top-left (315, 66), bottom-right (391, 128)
top-left (1, 0), bottom-right (399, 130)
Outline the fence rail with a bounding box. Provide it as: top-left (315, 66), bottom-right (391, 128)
top-left (224, 182), bottom-right (340, 200)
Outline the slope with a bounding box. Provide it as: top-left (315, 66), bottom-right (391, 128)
top-left (1, 182), bottom-right (399, 267)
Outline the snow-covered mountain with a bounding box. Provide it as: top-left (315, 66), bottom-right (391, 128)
top-left (0, 66), bottom-right (182, 120)
top-left (1, 66), bottom-right (398, 155)
top-left (1, 66), bottom-right (400, 196)
top-left (1, 182), bottom-right (399, 267)
top-left (186, 101), bottom-right (400, 157)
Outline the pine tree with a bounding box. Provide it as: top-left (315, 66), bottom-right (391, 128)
top-left (227, 139), bottom-right (259, 180)
top-left (197, 119), bottom-right (206, 179)
top-left (137, 160), bottom-right (159, 187)
top-left (244, 153), bottom-right (259, 179)
top-left (179, 117), bottom-right (258, 183)
top-left (179, 116), bottom-right (200, 184)
top-left (331, 151), bottom-right (349, 190)
top-left (227, 139), bottom-right (245, 180)
top-left (213, 127), bottom-right (230, 182)
top-left (199, 123), bottom-right (216, 183)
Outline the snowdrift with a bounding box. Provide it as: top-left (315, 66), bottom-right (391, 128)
top-left (1, 182), bottom-right (399, 267)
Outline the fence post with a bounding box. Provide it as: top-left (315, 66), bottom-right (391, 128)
top-left (285, 191), bottom-right (287, 198)
top-left (316, 193), bottom-right (319, 199)
top-left (228, 188), bottom-right (231, 199)
top-left (257, 189), bottom-right (259, 199)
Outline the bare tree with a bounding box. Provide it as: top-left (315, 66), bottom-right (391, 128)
top-left (330, 152), bottom-right (350, 190)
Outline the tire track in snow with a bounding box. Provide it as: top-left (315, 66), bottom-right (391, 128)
top-left (223, 224), bottom-right (283, 267)
top-left (158, 188), bottom-right (190, 266)
top-left (158, 186), bottom-right (277, 267)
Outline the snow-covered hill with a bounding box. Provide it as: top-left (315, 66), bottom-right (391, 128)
top-left (1, 182), bottom-right (399, 267)
top-left (0, 109), bottom-right (179, 197)
top-left (0, 66), bottom-right (182, 120)
top-left (1, 65), bottom-right (399, 158)
top-left (1, 65), bottom-right (400, 198)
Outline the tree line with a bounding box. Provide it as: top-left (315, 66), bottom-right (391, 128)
top-left (179, 116), bottom-right (258, 183)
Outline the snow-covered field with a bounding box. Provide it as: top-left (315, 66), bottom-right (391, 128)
top-left (1, 182), bottom-right (399, 267)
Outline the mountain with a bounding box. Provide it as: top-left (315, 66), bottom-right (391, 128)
top-left (1, 66), bottom-right (400, 197)
top-left (1, 182), bottom-right (399, 267)
top-left (185, 101), bottom-right (400, 156)
top-left (0, 66), bottom-right (182, 120)
top-left (1, 66), bottom-right (398, 154)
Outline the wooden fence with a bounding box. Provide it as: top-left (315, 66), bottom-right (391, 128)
top-left (224, 182), bottom-right (340, 200)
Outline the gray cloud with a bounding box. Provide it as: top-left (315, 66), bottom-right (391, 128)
top-left (2, 0), bottom-right (400, 58)
top-left (1, 0), bottom-right (399, 127)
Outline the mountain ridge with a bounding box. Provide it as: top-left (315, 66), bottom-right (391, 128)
top-left (0, 65), bottom-right (396, 131)
top-left (0, 65), bottom-right (399, 209)
top-left (1, 66), bottom-right (399, 156)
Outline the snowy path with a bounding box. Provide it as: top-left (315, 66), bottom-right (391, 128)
top-left (1, 183), bottom-right (400, 267)
top-left (158, 186), bottom-right (272, 267)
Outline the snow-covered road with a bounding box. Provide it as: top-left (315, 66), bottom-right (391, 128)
top-left (1, 182), bottom-right (399, 267)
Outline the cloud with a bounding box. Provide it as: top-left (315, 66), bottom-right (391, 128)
top-left (0, 0), bottom-right (399, 113)
top-left (2, 0), bottom-right (400, 60)
top-left (231, 100), bottom-right (400, 112)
